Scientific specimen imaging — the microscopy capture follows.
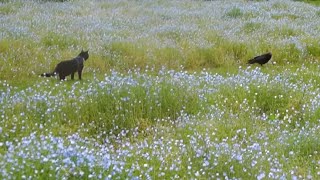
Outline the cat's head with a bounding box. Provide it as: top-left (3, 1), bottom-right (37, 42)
top-left (79, 50), bottom-right (89, 60)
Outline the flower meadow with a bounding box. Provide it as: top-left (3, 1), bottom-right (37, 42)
top-left (2, 67), bottom-right (320, 179)
top-left (1, 0), bottom-right (320, 179)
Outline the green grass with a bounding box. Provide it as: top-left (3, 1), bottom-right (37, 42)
top-left (225, 7), bottom-right (243, 18)
top-left (0, 1), bottom-right (22, 14)
top-left (296, 0), bottom-right (320, 6)
top-left (242, 22), bottom-right (264, 33)
top-left (1, 0), bottom-right (320, 179)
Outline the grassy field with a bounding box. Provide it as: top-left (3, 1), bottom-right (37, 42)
top-left (1, 0), bottom-right (320, 179)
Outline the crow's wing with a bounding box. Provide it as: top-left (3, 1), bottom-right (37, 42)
top-left (253, 55), bottom-right (267, 62)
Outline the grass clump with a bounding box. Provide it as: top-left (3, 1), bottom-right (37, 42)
top-left (294, 0), bottom-right (320, 6)
top-left (225, 7), bottom-right (243, 18)
top-left (183, 34), bottom-right (250, 69)
top-left (271, 14), bottom-right (299, 20)
top-left (306, 45), bottom-right (320, 58)
top-left (105, 41), bottom-right (150, 70)
top-left (153, 47), bottom-right (184, 68)
top-left (242, 22), bottom-right (264, 33)
top-left (79, 81), bottom-right (202, 136)
top-left (0, 39), bottom-right (10, 53)
top-left (210, 74), bottom-right (307, 126)
top-left (41, 32), bottom-right (79, 49)
top-left (272, 2), bottom-right (289, 10)
top-left (269, 43), bottom-right (302, 65)
top-left (272, 26), bottom-right (303, 38)
top-left (285, 131), bottom-right (320, 158)
top-left (38, 0), bottom-right (70, 2)
top-left (0, 1), bottom-right (22, 14)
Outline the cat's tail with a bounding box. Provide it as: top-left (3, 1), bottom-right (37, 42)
top-left (40, 72), bottom-right (57, 77)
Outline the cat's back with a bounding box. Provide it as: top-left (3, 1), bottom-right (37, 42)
top-left (56, 58), bottom-right (78, 71)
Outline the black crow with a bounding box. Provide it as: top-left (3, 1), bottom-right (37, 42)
top-left (247, 52), bottom-right (272, 66)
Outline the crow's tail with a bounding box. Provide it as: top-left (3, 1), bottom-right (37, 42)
top-left (247, 59), bottom-right (255, 64)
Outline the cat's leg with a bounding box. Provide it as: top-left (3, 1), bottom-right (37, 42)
top-left (71, 73), bottom-right (75, 80)
top-left (78, 70), bottom-right (82, 80)
top-left (59, 75), bottom-right (65, 81)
